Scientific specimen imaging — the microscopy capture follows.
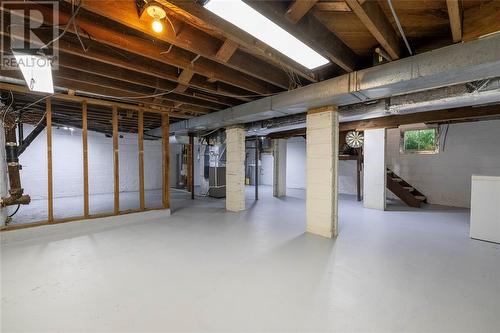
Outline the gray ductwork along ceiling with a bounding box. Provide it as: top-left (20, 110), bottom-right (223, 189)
top-left (167, 34), bottom-right (500, 135)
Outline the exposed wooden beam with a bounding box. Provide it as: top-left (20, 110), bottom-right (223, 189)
top-left (242, 0), bottom-right (357, 72)
top-left (314, 1), bottom-right (351, 12)
top-left (345, 0), bottom-right (401, 60)
top-left (215, 39), bottom-right (239, 63)
top-left (267, 105), bottom-right (500, 136)
top-left (46, 98), bottom-right (53, 222)
top-left (158, 0), bottom-right (317, 82)
top-left (82, 101), bottom-right (89, 218)
top-left (56, 54), bottom-right (238, 107)
top-left (64, 0), bottom-right (295, 90)
top-left (339, 105), bottom-right (500, 131)
top-left (446, 0), bottom-right (462, 43)
top-left (285, 0), bottom-right (319, 23)
top-left (162, 114), bottom-right (170, 209)
top-left (13, 5), bottom-right (277, 95)
top-left (174, 69), bottom-right (195, 93)
top-left (112, 106), bottom-right (119, 215)
top-left (1, 82), bottom-right (191, 119)
top-left (463, 1), bottom-right (500, 42)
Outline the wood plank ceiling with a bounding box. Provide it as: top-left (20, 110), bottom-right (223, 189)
top-left (1, 0), bottom-right (499, 133)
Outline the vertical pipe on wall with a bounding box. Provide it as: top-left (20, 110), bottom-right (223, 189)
top-left (138, 111), bottom-right (145, 210)
top-left (162, 114), bottom-right (170, 209)
top-left (255, 136), bottom-right (259, 200)
top-left (82, 101), bottom-right (89, 217)
top-left (188, 135), bottom-right (194, 200)
top-left (112, 106), bottom-right (119, 214)
top-left (46, 98), bottom-right (53, 222)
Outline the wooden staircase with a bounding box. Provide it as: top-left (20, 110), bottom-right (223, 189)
top-left (386, 168), bottom-right (427, 208)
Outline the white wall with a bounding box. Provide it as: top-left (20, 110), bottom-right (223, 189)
top-left (363, 129), bottom-right (387, 210)
top-left (386, 120), bottom-right (500, 208)
top-left (19, 124), bottom-right (163, 200)
top-left (260, 137), bottom-right (358, 195)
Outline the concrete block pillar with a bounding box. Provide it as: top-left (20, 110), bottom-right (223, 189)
top-left (273, 139), bottom-right (287, 197)
top-left (226, 126), bottom-right (246, 212)
top-left (363, 128), bottom-right (386, 210)
top-left (306, 106), bottom-right (339, 238)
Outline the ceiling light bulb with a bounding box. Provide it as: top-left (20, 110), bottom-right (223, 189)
top-left (152, 19), bottom-right (163, 33)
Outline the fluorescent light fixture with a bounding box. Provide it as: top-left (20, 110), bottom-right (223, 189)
top-left (205, 0), bottom-right (329, 70)
top-left (13, 53), bottom-right (54, 93)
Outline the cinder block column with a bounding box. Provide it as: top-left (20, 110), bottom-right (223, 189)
top-left (306, 106), bottom-right (339, 238)
top-left (363, 128), bottom-right (386, 210)
top-left (273, 138), bottom-right (287, 197)
top-left (226, 126), bottom-right (246, 212)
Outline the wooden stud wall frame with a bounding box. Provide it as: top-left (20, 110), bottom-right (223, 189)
top-left (1, 96), bottom-right (171, 232)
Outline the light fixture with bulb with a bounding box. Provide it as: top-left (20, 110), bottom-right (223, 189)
top-left (146, 4), bottom-right (166, 33)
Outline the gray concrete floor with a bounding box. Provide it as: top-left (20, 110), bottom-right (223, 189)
top-left (7, 188), bottom-right (195, 225)
top-left (1, 186), bottom-right (499, 332)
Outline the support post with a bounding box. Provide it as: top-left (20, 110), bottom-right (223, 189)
top-left (226, 126), bottom-right (245, 212)
top-left (363, 128), bottom-right (386, 210)
top-left (112, 106), bottom-right (119, 214)
top-left (82, 101), bottom-right (89, 217)
top-left (273, 138), bottom-right (287, 197)
top-left (138, 111), bottom-right (145, 210)
top-left (255, 136), bottom-right (259, 200)
top-left (46, 98), bottom-right (53, 222)
top-left (306, 106), bottom-right (339, 238)
top-left (162, 114), bottom-right (170, 209)
top-left (188, 135), bottom-right (195, 199)
top-left (356, 147), bottom-right (362, 202)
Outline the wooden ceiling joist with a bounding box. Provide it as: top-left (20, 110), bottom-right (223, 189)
top-left (285, 0), bottom-right (320, 24)
top-left (242, 0), bottom-right (358, 72)
top-left (68, 0), bottom-right (294, 90)
top-left (15, 4), bottom-right (277, 96)
top-left (446, 0), bottom-right (462, 43)
top-left (1, 83), bottom-right (192, 119)
top-left (215, 39), bottom-right (239, 63)
top-left (345, 0), bottom-right (401, 60)
top-left (159, 0), bottom-right (317, 82)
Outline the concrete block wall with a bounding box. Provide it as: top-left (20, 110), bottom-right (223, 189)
top-left (226, 126), bottom-right (246, 212)
top-left (306, 107), bottom-right (339, 238)
top-left (363, 128), bottom-right (386, 210)
top-left (386, 119), bottom-right (500, 207)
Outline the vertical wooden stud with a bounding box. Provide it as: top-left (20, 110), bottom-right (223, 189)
top-left (138, 111), bottom-right (145, 210)
top-left (82, 101), bottom-right (89, 217)
top-left (162, 114), bottom-right (170, 209)
top-left (112, 106), bottom-right (119, 214)
top-left (46, 98), bottom-right (53, 222)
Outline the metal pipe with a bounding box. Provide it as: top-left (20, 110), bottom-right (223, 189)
top-left (168, 34), bottom-right (500, 134)
top-left (387, 0), bottom-right (412, 55)
top-left (255, 136), bottom-right (258, 201)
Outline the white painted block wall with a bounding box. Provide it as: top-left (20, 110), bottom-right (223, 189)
top-left (363, 129), bottom-right (386, 210)
top-left (386, 120), bottom-right (500, 208)
top-left (18, 124), bottom-right (163, 200)
top-left (260, 137), bottom-right (358, 195)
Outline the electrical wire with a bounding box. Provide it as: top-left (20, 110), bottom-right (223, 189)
top-left (82, 87), bottom-right (177, 101)
top-left (38, 1), bottom-right (83, 51)
top-left (8, 204), bottom-right (20, 218)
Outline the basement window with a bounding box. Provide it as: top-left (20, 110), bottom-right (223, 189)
top-left (400, 127), bottom-right (439, 154)
top-left (204, 0), bottom-right (329, 70)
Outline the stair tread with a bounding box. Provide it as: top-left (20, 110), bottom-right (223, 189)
top-left (415, 195), bottom-right (426, 200)
top-left (403, 186), bottom-right (414, 190)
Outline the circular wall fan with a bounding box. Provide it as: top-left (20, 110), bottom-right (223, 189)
top-left (346, 131), bottom-right (364, 148)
